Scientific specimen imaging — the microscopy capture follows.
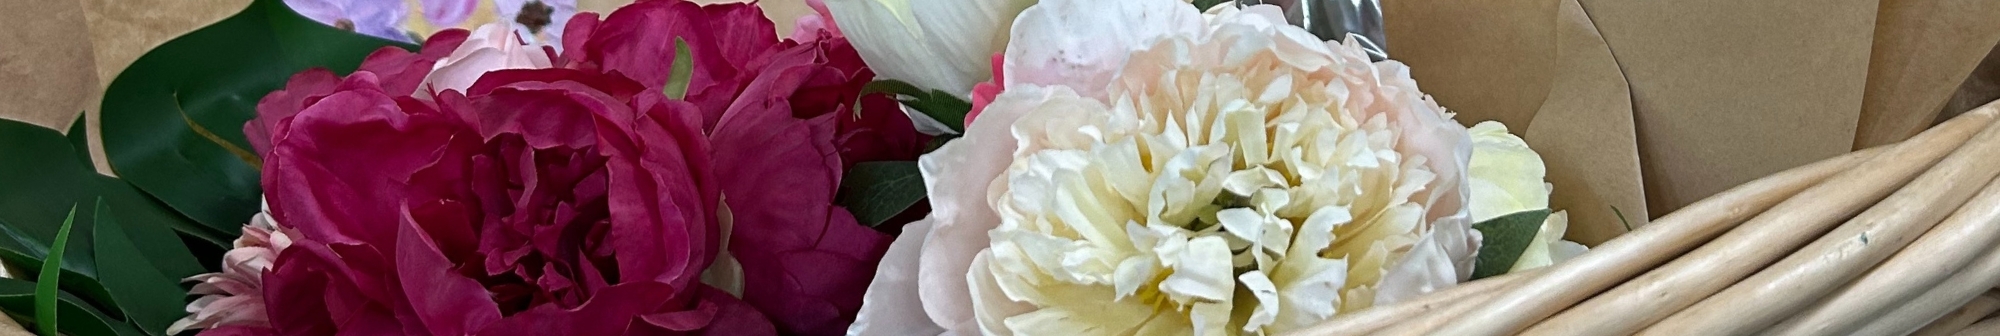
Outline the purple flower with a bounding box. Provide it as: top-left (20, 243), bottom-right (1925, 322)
top-left (285, 0), bottom-right (414, 42)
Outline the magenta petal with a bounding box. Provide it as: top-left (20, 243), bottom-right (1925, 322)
top-left (248, 69), bottom-right (341, 156)
top-left (263, 89), bottom-right (471, 247)
top-left (708, 41), bottom-right (892, 335)
top-left (639, 286), bottom-right (776, 335)
top-left (196, 325), bottom-right (275, 336)
top-left (559, 12), bottom-right (601, 66)
top-left (473, 282), bottom-right (676, 336)
top-left (395, 205), bottom-right (501, 336)
top-left (600, 101), bottom-right (715, 286)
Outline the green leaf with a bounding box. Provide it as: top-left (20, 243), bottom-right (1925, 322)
top-left (94, 175), bottom-right (227, 270)
top-left (93, 200), bottom-right (193, 335)
top-left (0, 278), bottom-right (143, 336)
top-left (664, 37), bottom-right (694, 100)
top-left (0, 114), bottom-right (224, 323)
top-left (1469, 209), bottom-right (1552, 280)
top-left (66, 114), bottom-right (94, 169)
top-left (35, 205), bottom-right (76, 336)
top-left (0, 119), bottom-right (106, 280)
top-left (0, 240), bottom-right (118, 320)
top-left (835, 161), bottom-right (928, 227)
top-left (99, 0), bottom-right (415, 233)
top-left (1192, 0), bottom-right (1231, 10)
top-left (860, 80), bottom-right (973, 133)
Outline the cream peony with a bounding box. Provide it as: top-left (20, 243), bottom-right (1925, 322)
top-left (417, 23), bottom-right (554, 96)
top-left (849, 0), bottom-right (1484, 334)
top-left (1465, 121), bottom-right (1587, 272)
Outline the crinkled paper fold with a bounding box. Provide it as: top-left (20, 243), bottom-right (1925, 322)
top-left (1386, 0), bottom-right (2000, 244)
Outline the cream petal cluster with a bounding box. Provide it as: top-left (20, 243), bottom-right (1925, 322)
top-left (1465, 122), bottom-right (1588, 271)
top-left (849, 0), bottom-right (1481, 334)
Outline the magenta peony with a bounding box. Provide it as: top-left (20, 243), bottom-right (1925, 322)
top-left (562, 1), bottom-right (928, 334)
top-left (237, 25), bottom-right (770, 335)
top-left (198, 1), bottom-right (929, 335)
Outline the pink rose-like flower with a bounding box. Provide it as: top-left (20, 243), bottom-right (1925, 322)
top-left (419, 23), bottom-right (555, 96)
top-left (564, 2), bottom-right (929, 334)
top-left (235, 28), bottom-right (772, 335)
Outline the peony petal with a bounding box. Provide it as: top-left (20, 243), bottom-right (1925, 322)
top-left (912, 81), bottom-right (1042, 330)
top-left (1002, 0), bottom-right (1203, 99)
top-left (574, 0), bottom-right (778, 128)
top-left (825, 0), bottom-right (1034, 96)
top-left (659, 286), bottom-right (779, 335)
top-left (848, 219), bottom-right (947, 335)
top-left (1371, 218), bottom-right (1465, 306)
top-left (246, 68), bottom-right (343, 156)
top-left (263, 88), bottom-right (469, 247)
top-left (394, 205), bottom-right (501, 336)
top-left (475, 282), bottom-right (679, 336)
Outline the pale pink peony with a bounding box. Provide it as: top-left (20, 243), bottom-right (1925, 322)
top-left (417, 23), bottom-right (554, 96)
top-left (850, 0), bottom-right (1478, 334)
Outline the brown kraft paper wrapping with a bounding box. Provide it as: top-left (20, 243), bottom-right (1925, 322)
top-left (1853, 0), bottom-right (2000, 148)
top-left (1384, 0), bottom-right (1645, 244)
top-left (1386, 0), bottom-right (2000, 244)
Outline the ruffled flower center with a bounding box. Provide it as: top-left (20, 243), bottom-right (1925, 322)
top-left (447, 135), bottom-right (620, 315)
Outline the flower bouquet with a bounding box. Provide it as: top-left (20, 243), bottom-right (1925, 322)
top-left (8, 0), bottom-right (1998, 335)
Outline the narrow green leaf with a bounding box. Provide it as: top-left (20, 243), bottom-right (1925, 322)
top-left (0, 246), bottom-right (118, 320)
top-left (35, 205), bottom-right (77, 336)
top-left (1612, 206), bottom-right (1634, 232)
top-left (835, 161), bottom-right (928, 227)
top-left (859, 80), bottom-right (973, 133)
top-left (0, 278), bottom-right (143, 336)
top-left (1469, 209), bottom-right (1552, 280)
top-left (1192, 0), bottom-right (1231, 10)
top-left (664, 37), bottom-right (694, 100)
top-left (94, 200), bottom-right (192, 334)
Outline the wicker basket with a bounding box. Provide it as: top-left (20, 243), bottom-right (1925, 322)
top-left (1293, 100), bottom-right (2000, 336)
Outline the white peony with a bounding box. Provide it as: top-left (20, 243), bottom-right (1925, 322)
top-left (823, 0), bottom-right (1035, 97)
top-left (850, 0), bottom-right (1487, 334)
